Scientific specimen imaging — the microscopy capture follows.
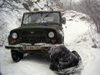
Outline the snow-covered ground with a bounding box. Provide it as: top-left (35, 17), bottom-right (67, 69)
top-left (63, 11), bottom-right (100, 75)
top-left (0, 10), bottom-right (100, 75)
top-left (0, 0), bottom-right (100, 75)
top-left (0, 47), bottom-right (56, 75)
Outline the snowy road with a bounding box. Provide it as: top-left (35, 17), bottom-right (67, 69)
top-left (0, 47), bottom-right (56, 75)
top-left (81, 48), bottom-right (100, 75)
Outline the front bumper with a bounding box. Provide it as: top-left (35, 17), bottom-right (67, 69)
top-left (5, 44), bottom-right (62, 51)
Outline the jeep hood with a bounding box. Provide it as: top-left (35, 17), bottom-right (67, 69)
top-left (12, 26), bottom-right (62, 32)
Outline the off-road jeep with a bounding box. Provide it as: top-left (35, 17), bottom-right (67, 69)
top-left (5, 11), bottom-right (66, 62)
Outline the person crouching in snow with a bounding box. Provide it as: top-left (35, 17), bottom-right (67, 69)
top-left (49, 45), bottom-right (81, 73)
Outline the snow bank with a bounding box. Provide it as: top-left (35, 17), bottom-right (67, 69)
top-left (63, 11), bottom-right (100, 75)
top-left (60, 0), bottom-right (100, 32)
top-left (63, 11), bottom-right (92, 45)
top-left (0, 2), bottom-right (26, 45)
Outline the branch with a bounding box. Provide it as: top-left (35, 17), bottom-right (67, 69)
top-left (0, 0), bottom-right (5, 8)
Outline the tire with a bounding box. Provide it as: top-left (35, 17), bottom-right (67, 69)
top-left (11, 50), bottom-right (23, 62)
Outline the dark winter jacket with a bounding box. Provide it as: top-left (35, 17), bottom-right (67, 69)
top-left (49, 45), bottom-right (81, 71)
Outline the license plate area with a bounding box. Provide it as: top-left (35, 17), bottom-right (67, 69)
top-left (23, 46), bottom-right (42, 50)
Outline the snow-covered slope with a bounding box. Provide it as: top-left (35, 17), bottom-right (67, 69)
top-left (60, 0), bottom-right (100, 32)
top-left (0, 10), bottom-right (100, 75)
top-left (63, 11), bottom-right (100, 75)
top-left (0, 0), bottom-right (25, 45)
top-left (0, 0), bottom-right (51, 46)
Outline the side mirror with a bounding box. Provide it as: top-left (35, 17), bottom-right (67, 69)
top-left (61, 17), bottom-right (66, 24)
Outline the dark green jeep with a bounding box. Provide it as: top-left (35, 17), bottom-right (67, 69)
top-left (5, 11), bottom-right (66, 62)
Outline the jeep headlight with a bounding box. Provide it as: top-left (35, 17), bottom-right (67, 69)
top-left (12, 32), bottom-right (18, 39)
top-left (48, 32), bottom-right (55, 38)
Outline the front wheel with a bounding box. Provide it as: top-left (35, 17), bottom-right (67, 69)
top-left (11, 50), bottom-right (23, 62)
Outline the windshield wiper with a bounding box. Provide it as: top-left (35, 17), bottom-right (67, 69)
top-left (40, 13), bottom-right (50, 23)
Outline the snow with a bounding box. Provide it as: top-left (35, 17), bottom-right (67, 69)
top-left (63, 11), bottom-right (100, 75)
top-left (60, 0), bottom-right (100, 32)
top-left (81, 48), bottom-right (100, 75)
top-left (0, 1), bottom-right (100, 74)
top-left (0, 10), bottom-right (100, 75)
top-left (0, 47), bottom-right (56, 75)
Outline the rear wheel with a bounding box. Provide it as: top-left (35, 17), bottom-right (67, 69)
top-left (11, 50), bottom-right (23, 62)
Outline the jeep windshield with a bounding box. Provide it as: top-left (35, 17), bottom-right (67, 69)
top-left (22, 12), bottom-right (61, 26)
